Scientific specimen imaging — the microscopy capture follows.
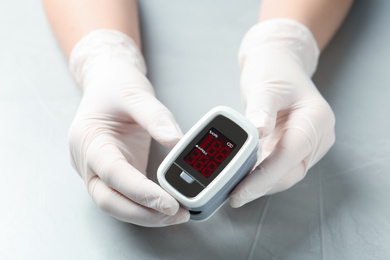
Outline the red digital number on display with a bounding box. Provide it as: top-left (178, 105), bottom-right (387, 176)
top-left (184, 128), bottom-right (235, 178)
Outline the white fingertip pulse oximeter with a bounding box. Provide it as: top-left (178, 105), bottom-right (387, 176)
top-left (157, 106), bottom-right (259, 221)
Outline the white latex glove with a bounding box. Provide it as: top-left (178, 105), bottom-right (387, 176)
top-left (230, 19), bottom-right (335, 207)
top-left (68, 30), bottom-right (190, 226)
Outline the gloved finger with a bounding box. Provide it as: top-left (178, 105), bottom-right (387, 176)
top-left (89, 176), bottom-right (190, 227)
top-left (307, 123), bottom-right (336, 167)
top-left (229, 127), bottom-right (312, 208)
top-left (122, 86), bottom-right (183, 149)
top-left (265, 160), bottom-right (307, 196)
top-left (88, 139), bottom-right (181, 216)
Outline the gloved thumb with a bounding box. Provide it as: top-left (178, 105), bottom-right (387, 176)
top-left (124, 88), bottom-right (183, 149)
top-left (243, 86), bottom-right (280, 138)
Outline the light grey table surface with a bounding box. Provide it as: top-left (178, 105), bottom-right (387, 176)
top-left (1, 1), bottom-right (389, 259)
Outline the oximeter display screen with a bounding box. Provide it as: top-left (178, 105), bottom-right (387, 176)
top-left (184, 128), bottom-right (235, 177)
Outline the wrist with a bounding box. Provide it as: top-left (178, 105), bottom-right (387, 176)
top-left (238, 18), bottom-right (320, 77)
top-left (69, 29), bottom-right (147, 92)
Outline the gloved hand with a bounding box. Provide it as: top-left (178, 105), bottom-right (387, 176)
top-left (68, 30), bottom-right (190, 226)
top-left (230, 19), bottom-right (335, 208)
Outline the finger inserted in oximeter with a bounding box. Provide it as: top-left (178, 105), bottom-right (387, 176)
top-left (157, 106), bottom-right (259, 221)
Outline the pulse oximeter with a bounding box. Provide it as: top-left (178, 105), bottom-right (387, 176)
top-left (157, 106), bottom-right (259, 221)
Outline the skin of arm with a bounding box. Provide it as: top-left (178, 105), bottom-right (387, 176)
top-left (259, 0), bottom-right (354, 51)
top-left (43, 0), bottom-right (353, 57)
top-left (42, 0), bottom-right (141, 58)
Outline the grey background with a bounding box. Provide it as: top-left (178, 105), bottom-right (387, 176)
top-left (1, 0), bottom-right (389, 259)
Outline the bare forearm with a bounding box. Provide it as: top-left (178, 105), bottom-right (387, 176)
top-left (259, 0), bottom-right (354, 51)
top-left (42, 0), bottom-right (141, 58)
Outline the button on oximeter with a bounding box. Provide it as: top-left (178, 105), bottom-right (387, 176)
top-left (165, 163), bottom-right (204, 198)
top-left (180, 171), bottom-right (194, 184)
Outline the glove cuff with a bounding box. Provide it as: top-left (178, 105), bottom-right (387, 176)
top-left (238, 18), bottom-right (320, 77)
top-left (69, 29), bottom-right (147, 91)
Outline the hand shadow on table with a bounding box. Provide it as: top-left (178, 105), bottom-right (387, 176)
top-left (114, 1), bottom-right (375, 259)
